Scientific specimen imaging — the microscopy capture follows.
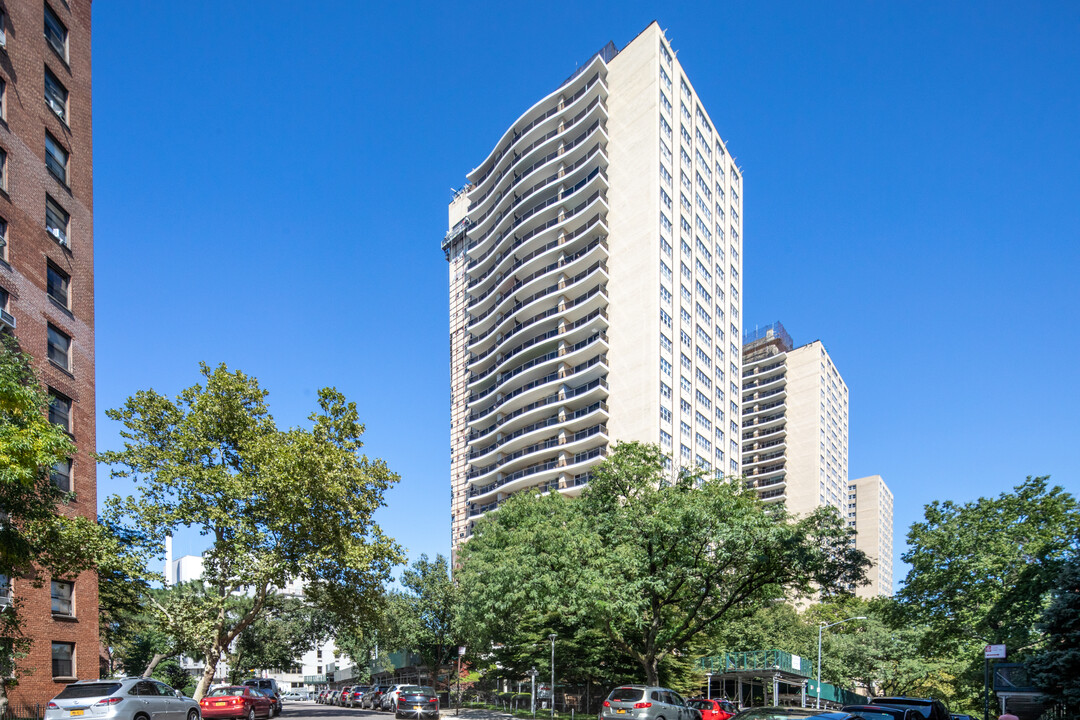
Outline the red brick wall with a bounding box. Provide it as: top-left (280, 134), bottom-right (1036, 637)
top-left (0, 0), bottom-right (97, 706)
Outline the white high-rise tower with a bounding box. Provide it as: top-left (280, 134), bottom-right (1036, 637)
top-left (445, 23), bottom-right (745, 555)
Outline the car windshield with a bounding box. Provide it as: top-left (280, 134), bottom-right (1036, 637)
top-left (873, 701), bottom-right (932, 718)
top-left (207, 688), bottom-right (246, 697)
top-left (399, 686), bottom-right (422, 693)
top-left (688, 701), bottom-right (714, 710)
top-left (851, 713), bottom-right (903, 720)
top-left (56, 684), bottom-right (122, 700)
top-left (609, 688), bottom-right (644, 702)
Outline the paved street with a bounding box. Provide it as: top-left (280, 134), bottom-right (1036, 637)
top-left (279, 702), bottom-right (512, 720)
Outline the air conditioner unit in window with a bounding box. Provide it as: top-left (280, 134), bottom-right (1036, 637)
top-left (0, 309), bottom-right (14, 330)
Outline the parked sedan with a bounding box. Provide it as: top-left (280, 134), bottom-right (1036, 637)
top-left (347, 687), bottom-right (372, 708)
top-left (687, 699), bottom-right (736, 720)
top-left (201, 686), bottom-right (274, 720)
top-left (366, 687), bottom-right (390, 709)
top-left (395, 686), bottom-right (439, 719)
top-left (47, 678), bottom-right (201, 720)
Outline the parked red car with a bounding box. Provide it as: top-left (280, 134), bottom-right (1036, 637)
top-left (200, 686), bottom-right (275, 720)
top-left (687, 698), bottom-right (736, 720)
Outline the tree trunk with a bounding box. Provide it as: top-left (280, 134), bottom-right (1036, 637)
top-left (644, 655), bottom-right (660, 686)
top-left (194, 651), bottom-right (221, 701)
top-left (0, 676), bottom-right (9, 718)
top-left (142, 652), bottom-right (169, 678)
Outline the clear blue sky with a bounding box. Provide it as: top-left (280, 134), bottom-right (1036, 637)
top-left (93, 2), bottom-right (1080, 584)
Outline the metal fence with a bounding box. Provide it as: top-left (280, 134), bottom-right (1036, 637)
top-left (1, 703), bottom-right (45, 720)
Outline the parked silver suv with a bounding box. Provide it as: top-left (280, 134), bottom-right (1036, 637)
top-left (46, 678), bottom-right (201, 720)
top-left (601, 685), bottom-right (695, 720)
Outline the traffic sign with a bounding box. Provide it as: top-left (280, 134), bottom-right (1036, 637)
top-left (458, 645), bottom-right (466, 656)
top-left (984, 644), bottom-right (1006, 659)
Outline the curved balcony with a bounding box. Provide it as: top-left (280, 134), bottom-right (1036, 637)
top-left (465, 212), bottom-right (608, 324)
top-left (467, 61), bottom-right (607, 194)
top-left (468, 256), bottom-right (608, 337)
top-left (468, 281), bottom-right (607, 358)
top-left (466, 444), bottom-right (607, 503)
top-left (742, 371), bottom-right (786, 395)
top-left (743, 400), bottom-right (786, 419)
top-left (468, 305), bottom-right (608, 380)
top-left (467, 102), bottom-right (608, 236)
top-left (742, 411), bottom-right (786, 431)
top-left (466, 423), bottom-right (607, 485)
top-left (746, 462), bottom-right (786, 479)
top-left (466, 165), bottom-right (609, 287)
top-left (468, 172), bottom-right (608, 297)
top-left (467, 353), bottom-right (608, 424)
top-left (467, 227), bottom-right (607, 317)
top-left (743, 450), bottom-right (786, 470)
top-left (467, 331), bottom-right (608, 404)
top-left (468, 376), bottom-right (608, 436)
top-left (468, 400), bottom-right (608, 464)
top-left (467, 172), bottom-right (608, 276)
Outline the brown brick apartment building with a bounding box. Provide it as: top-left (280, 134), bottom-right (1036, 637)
top-left (0, 0), bottom-right (98, 705)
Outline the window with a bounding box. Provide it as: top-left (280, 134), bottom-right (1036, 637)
top-left (45, 66), bottom-right (68, 121)
top-left (660, 381), bottom-right (672, 399)
top-left (51, 458), bottom-right (71, 491)
top-left (660, 286), bottom-right (672, 305)
top-left (660, 115), bottom-right (671, 140)
top-left (46, 133), bottom-right (68, 184)
top-left (47, 323), bottom-right (70, 369)
top-left (0, 575), bottom-right (10, 606)
top-left (49, 390), bottom-right (71, 431)
top-left (0, 147), bottom-right (6, 191)
top-left (51, 580), bottom-right (73, 616)
top-left (660, 406), bottom-right (672, 423)
top-left (44, 5), bottom-right (69, 61)
top-left (51, 641), bottom-right (74, 678)
top-left (660, 91), bottom-right (672, 116)
top-left (660, 429), bottom-right (672, 447)
top-left (660, 333), bottom-right (672, 353)
top-left (659, 65), bottom-right (672, 91)
top-left (660, 357), bottom-right (672, 376)
top-left (47, 262), bottom-right (69, 307)
top-left (46, 196), bottom-right (69, 245)
top-left (0, 78), bottom-right (5, 121)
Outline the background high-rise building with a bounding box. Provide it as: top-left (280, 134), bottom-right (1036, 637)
top-left (445, 22), bottom-right (744, 555)
top-left (741, 322), bottom-right (848, 515)
top-left (848, 475), bottom-right (894, 597)
top-left (0, 0), bottom-right (98, 702)
top-left (741, 322), bottom-right (894, 596)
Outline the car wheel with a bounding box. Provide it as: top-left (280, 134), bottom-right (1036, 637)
top-left (187, 711), bottom-right (199, 720)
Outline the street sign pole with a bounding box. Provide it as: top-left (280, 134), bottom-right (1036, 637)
top-left (983, 644), bottom-right (1006, 720)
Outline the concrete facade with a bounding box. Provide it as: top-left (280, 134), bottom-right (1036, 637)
top-left (848, 475), bottom-right (894, 598)
top-left (0, 0), bottom-right (98, 704)
top-left (741, 324), bottom-right (848, 516)
top-left (445, 23), bottom-right (744, 554)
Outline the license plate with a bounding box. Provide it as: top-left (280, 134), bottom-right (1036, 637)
top-left (617, 711), bottom-right (626, 715)
top-left (71, 712), bottom-right (84, 717)
top-left (413, 706), bottom-right (422, 711)
top-left (215, 702), bottom-right (227, 706)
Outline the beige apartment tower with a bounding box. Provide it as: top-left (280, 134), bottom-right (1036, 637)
top-left (741, 322), bottom-right (894, 596)
top-left (848, 475), bottom-right (894, 598)
top-left (445, 23), bottom-right (745, 555)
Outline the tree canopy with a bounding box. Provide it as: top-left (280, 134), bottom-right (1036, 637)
top-left (456, 441), bottom-right (869, 686)
top-left (101, 363), bottom-right (402, 698)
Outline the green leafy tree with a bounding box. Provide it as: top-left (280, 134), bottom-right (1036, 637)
top-left (1026, 556), bottom-right (1080, 714)
top-left (97, 516), bottom-right (156, 676)
top-left (398, 554), bottom-right (459, 687)
top-left (226, 595), bottom-right (333, 683)
top-left (0, 339), bottom-right (102, 707)
top-left (458, 441), bottom-right (869, 686)
top-left (897, 477), bottom-right (1080, 705)
top-left (101, 363), bottom-right (403, 699)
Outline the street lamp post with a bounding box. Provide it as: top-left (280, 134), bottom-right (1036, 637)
top-left (530, 667), bottom-right (539, 717)
top-left (816, 616), bottom-right (866, 709)
top-left (549, 633), bottom-right (557, 719)
top-left (706, 672), bottom-right (713, 700)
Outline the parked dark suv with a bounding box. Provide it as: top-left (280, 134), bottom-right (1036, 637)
top-left (870, 697), bottom-right (950, 720)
